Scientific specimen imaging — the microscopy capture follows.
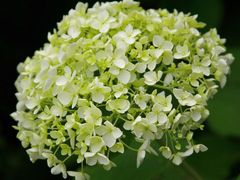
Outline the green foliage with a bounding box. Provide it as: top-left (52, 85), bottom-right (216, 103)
top-left (208, 48), bottom-right (240, 137)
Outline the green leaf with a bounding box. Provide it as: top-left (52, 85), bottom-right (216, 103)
top-left (159, 0), bottom-right (223, 28)
top-left (187, 134), bottom-right (240, 180)
top-left (208, 48), bottom-right (240, 137)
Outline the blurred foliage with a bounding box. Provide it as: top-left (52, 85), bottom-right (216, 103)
top-left (208, 48), bottom-right (240, 137)
top-left (0, 0), bottom-right (240, 179)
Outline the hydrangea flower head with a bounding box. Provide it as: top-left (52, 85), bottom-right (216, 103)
top-left (11, 0), bottom-right (234, 179)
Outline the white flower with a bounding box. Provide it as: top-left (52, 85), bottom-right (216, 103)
top-left (173, 88), bottom-right (197, 106)
top-left (51, 163), bottom-right (67, 179)
top-left (137, 140), bottom-right (149, 168)
top-left (106, 99), bottom-right (130, 113)
top-left (144, 70), bottom-right (163, 85)
top-left (96, 121), bottom-right (123, 147)
top-left (134, 93), bottom-right (150, 110)
top-left (89, 10), bottom-right (115, 33)
top-left (82, 104), bottom-right (102, 125)
top-left (192, 56), bottom-right (211, 76)
top-left (84, 152), bottom-right (110, 166)
top-left (117, 69), bottom-right (131, 84)
top-left (85, 136), bottom-right (105, 153)
top-left (147, 106), bottom-right (168, 125)
top-left (174, 44), bottom-right (190, 59)
top-left (57, 91), bottom-right (73, 106)
top-left (193, 144), bottom-right (208, 153)
top-left (110, 142), bottom-right (124, 153)
top-left (153, 92), bottom-right (173, 112)
top-left (153, 35), bottom-right (173, 51)
top-left (159, 146), bottom-right (172, 159)
top-left (67, 171), bottom-right (90, 180)
top-left (12, 1), bottom-right (233, 179)
top-left (125, 116), bottom-right (157, 140)
top-left (90, 78), bottom-right (111, 103)
top-left (163, 73), bottom-right (173, 86)
top-left (114, 24), bottom-right (141, 45)
top-left (136, 140), bottom-right (158, 168)
top-left (112, 83), bottom-right (128, 98)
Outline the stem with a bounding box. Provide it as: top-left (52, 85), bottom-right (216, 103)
top-left (182, 161), bottom-right (203, 180)
top-left (119, 139), bottom-right (138, 152)
top-left (54, 145), bottom-right (60, 155)
top-left (153, 84), bottom-right (172, 91)
top-left (63, 155), bottom-right (72, 162)
top-left (81, 162), bottom-right (84, 173)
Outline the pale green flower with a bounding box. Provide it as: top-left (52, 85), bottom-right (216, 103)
top-left (112, 83), bottom-right (128, 98)
top-left (173, 88), bottom-right (197, 106)
top-left (83, 104), bottom-right (102, 125)
top-left (51, 163), bottom-right (67, 179)
top-left (152, 92), bottom-right (172, 112)
top-left (106, 99), bottom-right (130, 113)
top-left (159, 146), bottom-right (172, 159)
top-left (90, 78), bottom-right (111, 103)
top-left (96, 121), bottom-right (123, 147)
top-left (134, 92), bottom-right (150, 110)
top-left (144, 70), bottom-right (163, 85)
top-left (84, 152), bottom-right (110, 166)
top-left (137, 140), bottom-right (149, 168)
top-left (110, 142), bottom-right (124, 153)
top-left (89, 10), bottom-right (115, 33)
top-left (68, 171), bottom-right (90, 180)
top-left (136, 140), bottom-right (157, 168)
top-left (114, 24), bottom-right (141, 45)
top-left (192, 56), bottom-right (211, 76)
top-left (124, 116), bottom-right (157, 140)
top-left (85, 136), bottom-right (105, 153)
top-left (152, 35), bottom-right (173, 52)
top-left (174, 44), bottom-right (190, 59)
top-left (12, 0), bottom-right (233, 179)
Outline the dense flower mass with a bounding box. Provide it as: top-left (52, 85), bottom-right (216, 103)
top-left (11, 0), bottom-right (234, 179)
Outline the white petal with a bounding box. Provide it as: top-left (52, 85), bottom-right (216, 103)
top-left (68, 26), bottom-right (80, 38)
top-left (163, 51), bottom-right (173, 65)
top-left (56, 76), bottom-right (68, 86)
top-left (103, 133), bottom-right (116, 147)
top-left (58, 91), bottom-right (73, 106)
top-left (100, 24), bottom-right (110, 33)
top-left (172, 154), bottom-right (182, 165)
top-left (123, 121), bottom-right (133, 130)
top-left (112, 128), bottom-right (123, 139)
top-left (191, 111), bottom-right (201, 122)
top-left (162, 41), bottom-right (173, 51)
top-left (125, 24), bottom-right (133, 34)
top-left (50, 105), bottom-right (63, 116)
top-left (135, 63), bottom-right (147, 73)
top-left (86, 156), bottom-right (98, 166)
top-left (126, 37), bottom-right (135, 44)
top-left (160, 146), bottom-right (172, 159)
top-left (151, 49), bottom-right (163, 58)
top-left (97, 153), bottom-right (110, 165)
top-left (92, 92), bottom-right (104, 103)
top-left (113, 58), bottom-right (126, 68)
top-left (118, 70), bottom-right (131, 84)
top-left (148, 60), bottom-right (156, 71)
top-left (158, 112), bottom-right (168, 125)
top-left (137, 150), bottom-right (145, 168)
top-left (179, 147), bottom-right (193, 157)
top-left (144, 71), bottom-right (157, 85)
top-left (164, 73), bottom-right (173, 86)
top-left (25, 99), bottom-right (38, 109)
top-left (153, 35), bottom-right (163, 47)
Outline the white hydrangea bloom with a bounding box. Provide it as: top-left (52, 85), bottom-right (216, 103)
top-left (11, 0), bottom-right (233, 179)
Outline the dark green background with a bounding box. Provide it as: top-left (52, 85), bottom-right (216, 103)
top-left (0, 0), bottom-right (239, 179)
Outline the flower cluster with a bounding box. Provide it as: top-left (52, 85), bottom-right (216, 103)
top-left (11, 0), bottom-right (234, 179)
